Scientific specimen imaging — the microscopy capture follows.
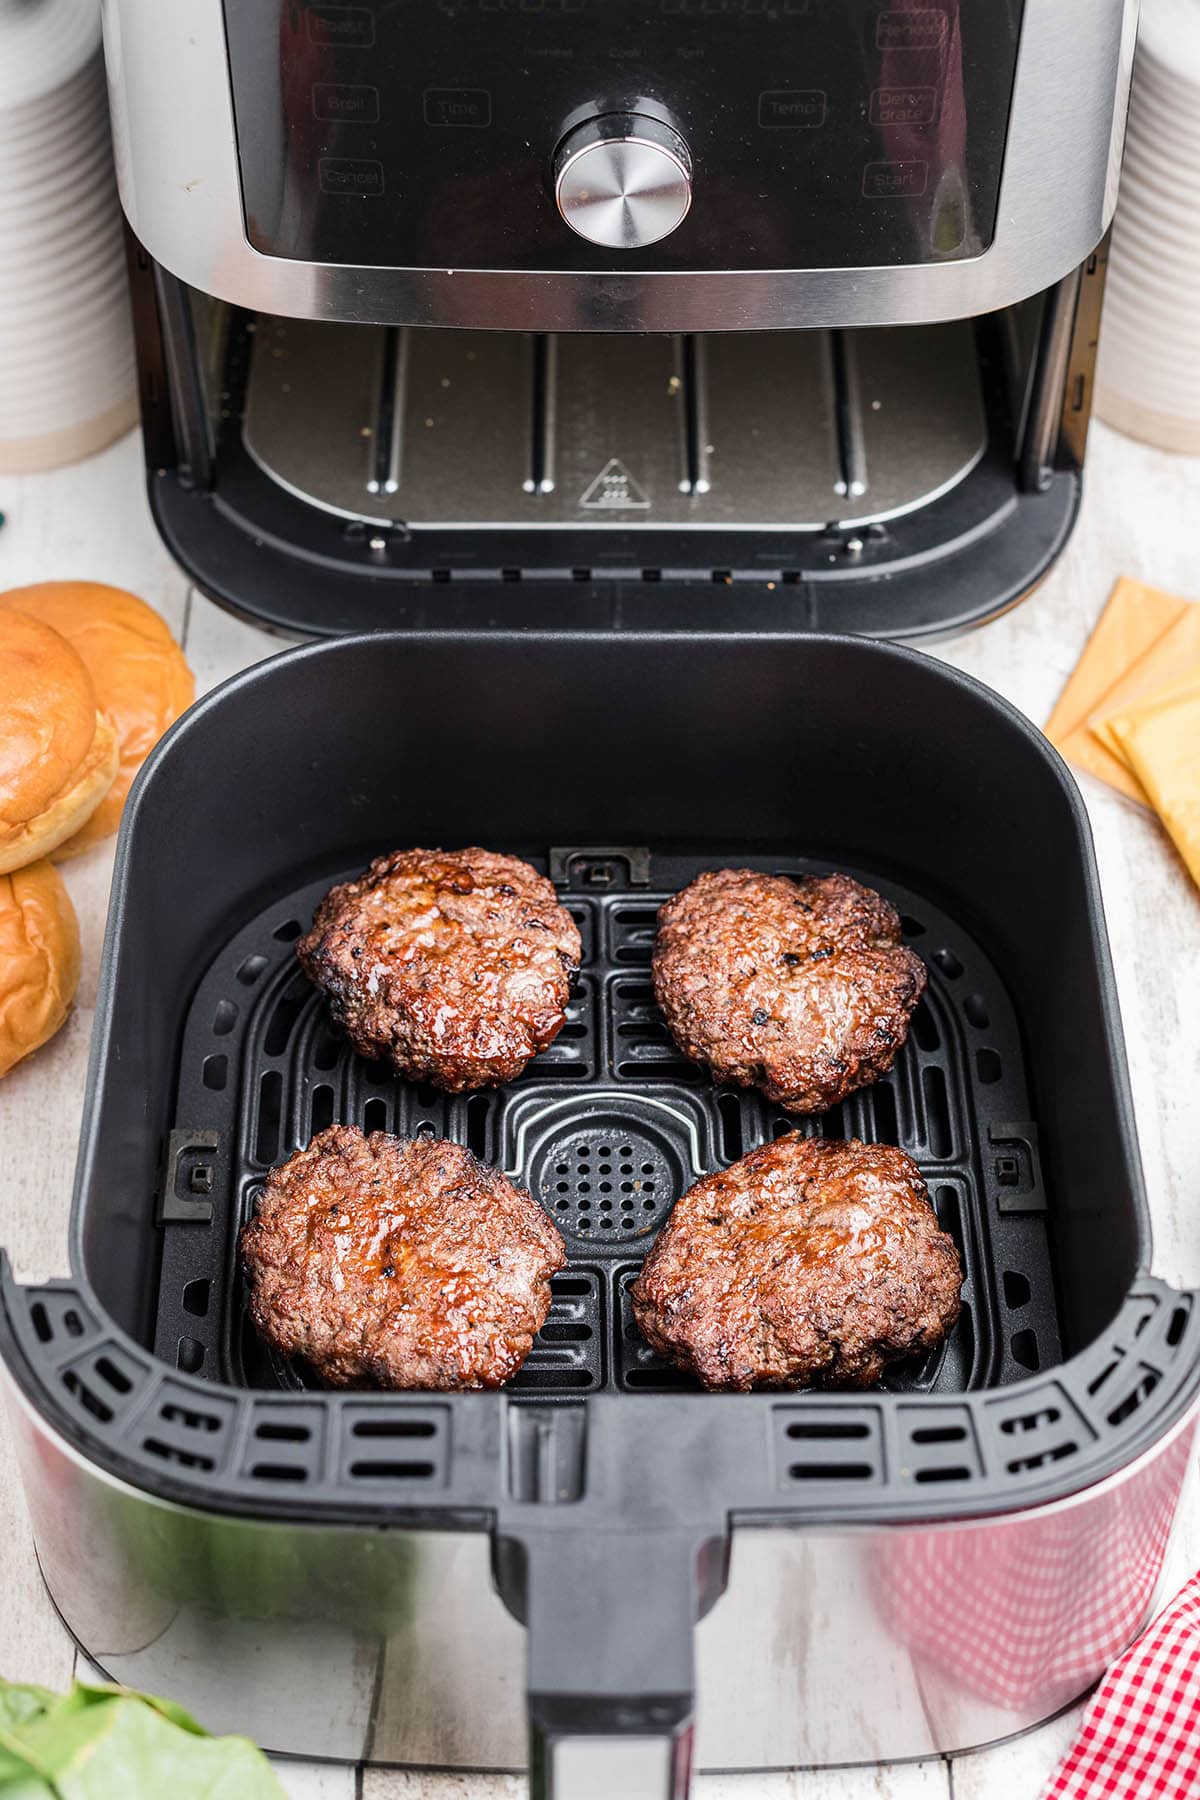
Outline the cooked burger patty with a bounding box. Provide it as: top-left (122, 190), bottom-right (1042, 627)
top-left (239, 1125), bottom-right (566, 1389)
top-left (631, 1135), bottom-right (961, 1390)
top-left (297, 847), bottom-right (582, 1091)
top-left (652, 868), bottom-right (927, 1113)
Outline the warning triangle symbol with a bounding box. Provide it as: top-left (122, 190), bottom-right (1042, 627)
top-left (579, 457), bottom-right (651, 511)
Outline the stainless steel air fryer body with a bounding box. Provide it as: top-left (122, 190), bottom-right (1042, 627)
top-left (103, 0), bottom-right (1136, 333)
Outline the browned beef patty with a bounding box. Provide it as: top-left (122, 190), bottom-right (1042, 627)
top-left (652, 869), bottom-right (926, 1113)
top-left (631, 1135), bottom-right (961, 1390)
top-left (239, 1125), bottom-right (566, 1389)
top-left (297, 847), bottom-right (582, 1091)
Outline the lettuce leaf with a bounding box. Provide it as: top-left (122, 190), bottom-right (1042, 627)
top-left (0, 1678), bottom-right (283, 1798)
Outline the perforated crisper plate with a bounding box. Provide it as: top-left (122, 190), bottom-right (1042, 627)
top-left (151, 849), bottom-right (1061, 1403)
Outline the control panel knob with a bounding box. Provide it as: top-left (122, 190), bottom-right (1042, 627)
top-left (554, 113), bottom-right (692, 250)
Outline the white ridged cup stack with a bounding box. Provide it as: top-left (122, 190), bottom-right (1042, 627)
top-left (0, 0), bottom-right (137, 474)
top-left (1096, 0), bottom-right (1200, 455)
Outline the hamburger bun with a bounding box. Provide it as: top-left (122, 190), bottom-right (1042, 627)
top-left (0, 859), bottom-right (82, 1078)
top-left (0, 582), bottom-right (194, 856)
top-left (0, 609), bottom-right (118, 873)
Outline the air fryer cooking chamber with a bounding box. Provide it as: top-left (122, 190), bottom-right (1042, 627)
top-left (133, 244), bottom-right (1104, 640)
top-left (2, 633), bottom-right (1197, 1787)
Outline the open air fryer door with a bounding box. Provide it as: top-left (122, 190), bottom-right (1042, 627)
top-left (6, 3), bottom-right (1197, 1798)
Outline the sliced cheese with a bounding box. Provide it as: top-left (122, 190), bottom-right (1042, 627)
top-left (1086, 603), bottom-right (1200, 765)
top-left (1048, 580), bottom-right (1194, 805)
top-left (1107, 681), bottom-right (1200, 888)
top-left (1045, 577), bottom-right (1188, 742)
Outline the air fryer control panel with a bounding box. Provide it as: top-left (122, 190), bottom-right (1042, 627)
top-left (223, 0), bottom-right (1023, 273)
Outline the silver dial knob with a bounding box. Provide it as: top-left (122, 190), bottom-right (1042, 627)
top-left (554, 113), bottom-right (692, 250)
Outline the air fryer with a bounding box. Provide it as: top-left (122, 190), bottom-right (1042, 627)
top-left (6, 7), bottom-right (1193, 1800)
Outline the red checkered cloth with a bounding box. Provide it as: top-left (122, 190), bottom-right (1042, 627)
top-left (1043, 1569), bottom-right (1200, 1800)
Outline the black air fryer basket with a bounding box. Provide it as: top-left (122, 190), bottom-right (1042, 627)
top-left (2, 633), bottom-right (1198, 1786)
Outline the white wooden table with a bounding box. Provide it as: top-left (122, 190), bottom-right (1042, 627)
top-left (1, 421), bottom-right (1198, 1800)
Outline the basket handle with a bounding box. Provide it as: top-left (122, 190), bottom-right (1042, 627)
top-left (516, 1530), bottom-right (716, 1800)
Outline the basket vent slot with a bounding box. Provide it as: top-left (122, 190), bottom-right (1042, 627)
top-left (775, 1407), bottom-right (884, 1487)
top-left (1000, 1405), bottom-right (1059, 1435)
top-left (464, 1091), bottom-right (492, 1158)
top-left (867, 1079), bottom-right (898, 1145)
top-left (144, 1437), bottom-right (215, 1472)
top-left (27, 1292), bottom-right (94, 1347)
top-left (611, 977), bottom-right (703, 1082)
top-left (719, 1094), bottom-right (744, 1166)
top-left (609, 905), bottom-right (659, 966)
top-left (897, 1405), bottom-right (981, 1484)
top-left (163, 1402), bottom-right (222, 1432)
top-left (339, 1405), bottom-right (449, 1484)
top-left (511, 1269), bottom-right (605, 1391)
top-left (1107, 1366), bottom-right (1161, 1427)
top-left (1006, 1439), bottom-right (1077, 1474)
top-left (350, 1418), bottom-right (436, 1439)
top-left (264, 983), bottom-right (308, 1057)
top-left (251, 1462), bottom-right (308, 1482)
top-left (910, 1002), bottom-right (939, 1052)
top-left (255, 1071), bottom-right (283, 1164)
top-left (1167, 1301), bottom-right (1192, 1348)
top-left (1002, 1270), bottom-right (1031, 1310)
top-left (62, 1370), bottom-right (113, 1424)
top-left (182, 1279), bottom-right (210, 1319)
top-left (921, 1066), bottom-right (953, 1158)
top-left (1087, 1355), bottom-right (1123, 1396)
top-left (94, 1355), bottom-right (133, 1395)
top-left (213, 1000), bottom-right (238, 1036)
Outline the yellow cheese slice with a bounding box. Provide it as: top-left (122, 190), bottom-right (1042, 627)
top-left (1045, 577), bottom-right (1188, 742)
top-left (1046, 578), bottom-right (1191, 805)
top-left (1086, 603), bottom-right (1200, 764)
top-left (1107, 682), bottom-right (1200, 888)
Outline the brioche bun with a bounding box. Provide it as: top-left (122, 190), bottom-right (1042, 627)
top-left (0, 582), bottom-right (194, 856)
top-left (0, 610), bottom-right (118, 873)
top-left (0, 859), bottom-right (81, 1077)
